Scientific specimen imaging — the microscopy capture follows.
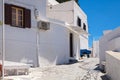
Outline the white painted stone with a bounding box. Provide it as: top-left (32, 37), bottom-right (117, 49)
top-left (0, 0), bottom-right (89, 67)
top-left (106, 51), bottom-right (120, 80)
top-left (92, 41), bottom-right (99, 58)
top-left (99, 27), bottom-right (120, 66)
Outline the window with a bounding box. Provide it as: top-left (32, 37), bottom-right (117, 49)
top-left (12, 7), bottom-right (23, 27)
top-left (5, 4), bottom-right (31, 28)
top-left (83, 23), bottom-right (86, 31)
top-left (77, 17), bottom-right (81, 27)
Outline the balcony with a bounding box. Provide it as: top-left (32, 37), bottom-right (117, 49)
top-left (66, 23), bottom-right (88, 35)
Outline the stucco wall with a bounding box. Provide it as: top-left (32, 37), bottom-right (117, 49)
top-left (47, 0), bottom-right (88, 29)
top-left (99, 27), bottom-right (120, 64)
top-left (38, 21), bottom-right (70, 67)
top-left (5, 0), bottom-right (47, 20)
top-left (0, 20), bottom-right (71, 67)
top-left (0, 26), bottom-right (38, 67)
top-left (107, 37), bottom-right (120, 52)
top-left (0, 0), bottom-right (88, 67)
top-left (0, 0), bottom-right (2, 21)
top-left (72, 33), bottom-right (80, 59)
top-left (73, 2), bottom-right (88, 50)
top-left (48, 0), bottom-right (59, 5)
top-left (0, 0), bottom-right (71, 67)
top-left (0, 0), bottom-right (47, 67)
top-left (0, 0), bottom-right (2, 59)
top-left (79, 35), bottom-right (88, 50)
top-left (47, 0), bottom-right (89, 50)
top-left (73, 1), bottom-right (88, 32)
top-left (93, 41), bottom-right (99, 57)
top-left (47, 1), bottom-right (74, 25)
top-left (106, 51), bottom-right (120, 80)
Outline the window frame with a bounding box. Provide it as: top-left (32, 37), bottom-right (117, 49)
top-left (5, 3), bottom-right (31, 28)
top-left (11, 6), bottom-right (24, 28)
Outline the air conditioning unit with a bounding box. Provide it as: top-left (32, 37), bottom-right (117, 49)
top-left (37, 21), bottom-right (50, 30)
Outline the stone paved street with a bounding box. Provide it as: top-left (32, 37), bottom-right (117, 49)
top-left (4, 58), bottom-right (106, 80)
top-left (30, 58), bottom-right (105, 80)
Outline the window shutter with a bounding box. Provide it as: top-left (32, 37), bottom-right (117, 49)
top-left (24, 9), bottom-right (31, 28)
top-left (5, 4), bottom-right (12, 25)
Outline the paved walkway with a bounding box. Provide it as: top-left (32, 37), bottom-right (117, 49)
top-left (4, 58), bottom-right (106, 80)
top-left (30, 58), bottom-right (105, 80)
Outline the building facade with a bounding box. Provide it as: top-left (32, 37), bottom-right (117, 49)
top-left (92, 40), bottom-right (99, 58)
top-left (47, 0), bottom-right (89, 56)
top-left (0, 0), bottom-right (89, 67)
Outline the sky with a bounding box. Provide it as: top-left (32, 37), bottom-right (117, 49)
top-left (78, 0), bottom-right (120, 47)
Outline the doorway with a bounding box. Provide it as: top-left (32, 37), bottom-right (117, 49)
top-left (69, 33), bottom-right (74, 57)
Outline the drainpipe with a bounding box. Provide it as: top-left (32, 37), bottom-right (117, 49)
top-left (34, 8), bottom-right (40, 67)
top-left (36, 29), bottom-right (40, 67)
top-left (2, 0), bottom-right (5, 79)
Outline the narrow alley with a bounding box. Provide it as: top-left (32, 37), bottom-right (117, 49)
top-left (5, 58), bottom-right (107, 80)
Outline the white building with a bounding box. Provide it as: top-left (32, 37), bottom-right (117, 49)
top-left (99, 27), bottom-right (120, 68)
top-left (47, 0), bottom-right (89, 50)
top-left (92, 40), bottom-right (99, 58)
top-left (0, 0), bottom-right (88, 67)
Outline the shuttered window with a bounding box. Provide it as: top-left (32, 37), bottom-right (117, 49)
top-left (5, 4), bottom-right (12, 25)
top-left (5, 4), bottom-right (31, 28)
top-left (12, 7), bottom-right (24, 27)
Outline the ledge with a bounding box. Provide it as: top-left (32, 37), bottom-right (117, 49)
top-left (106, 51), bottom-right (120, 61)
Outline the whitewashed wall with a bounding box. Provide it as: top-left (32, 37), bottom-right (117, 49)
top-left (47, 1), bottom-right (74, 25)
top-left (73, 1), bottom-right (88, 50)
top-left (79, 35), bottom-right (88, 50)
top-left (106, 51), bottom-right (120, 80)
top-left (47, 0), bottom-right (88, 31)
top-left (99, 27), bottom-right (120, 65)
top-left (47, 0), bottom-right (59, 5)
top-left (5, 0), bottom-right (47, 20)
top-left (0, 0), bottom-right (2, 59)
top-left (0, 26), bottom-right (38, 67)
top-left (73, 33), bottom-right (80, 59)
top-left (0, 0), bottom-right (2, 21)
top-left (0, 0), bottom-right (71, 67)
top-left (107, 37), bottom-right (120, 52)
top-left (38, 21), bottom-right (70, 66)
top-left (47, 0), bottom-right (89, 59)
top-left (0, 0), bottom-right (47, 67)
top-left (73, 1), bottom-right (88, 32)
top-left (92, 41), bottom-right (99, 57)
top-left (0, 0), bottom-right (88, 67)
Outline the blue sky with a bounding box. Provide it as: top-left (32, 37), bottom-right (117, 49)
top-left (78, 0), bottom-right (120, 47)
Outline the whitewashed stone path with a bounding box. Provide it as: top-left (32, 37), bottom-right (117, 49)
top-left (5, 58), bottom-right (105, 80)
